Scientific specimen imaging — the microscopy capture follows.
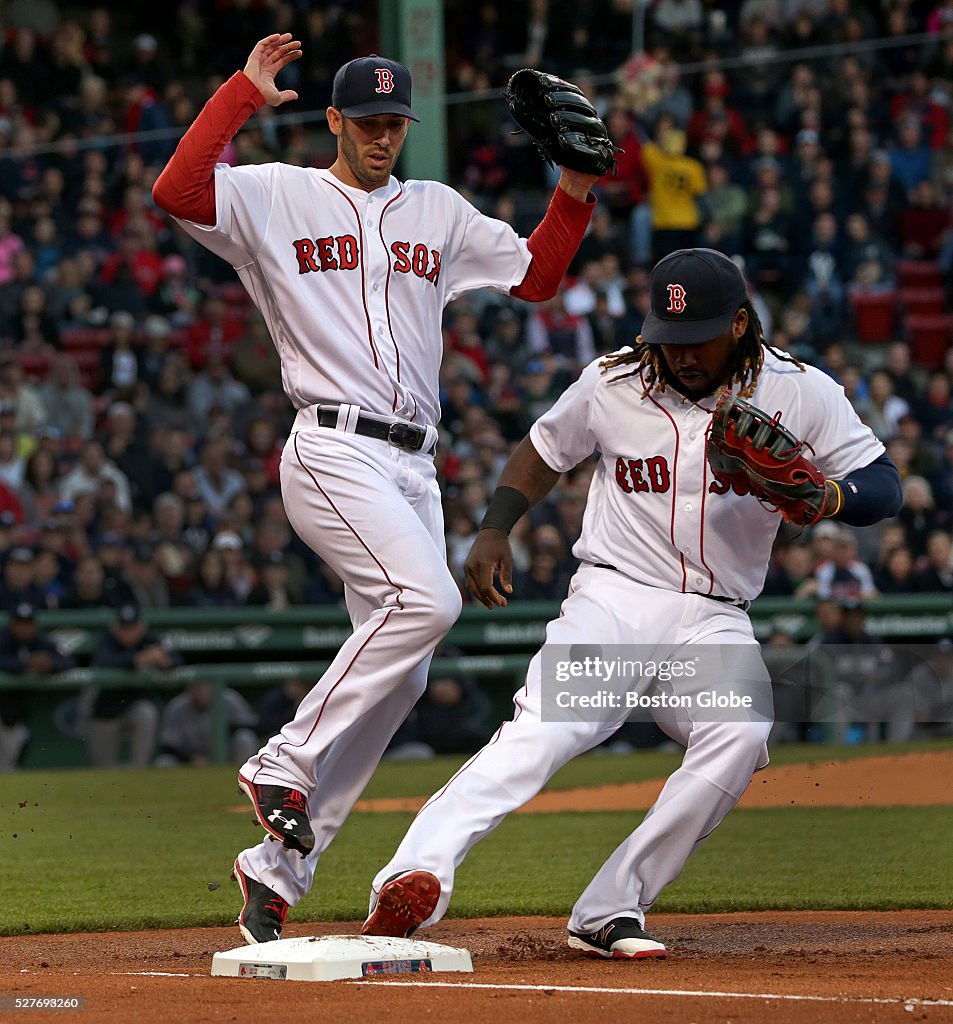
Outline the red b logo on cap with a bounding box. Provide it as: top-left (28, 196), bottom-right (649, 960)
top-left (375, 68), bottom-right (395, 94)
top-left (666, 283), bottom-right (686, 314)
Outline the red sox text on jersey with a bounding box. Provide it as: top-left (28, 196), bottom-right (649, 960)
top-left (614, 454), bottom-right (753, 496)
top-left (292, 235), bottom-right (442, 285)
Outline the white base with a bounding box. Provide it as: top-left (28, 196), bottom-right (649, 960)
top-left (211, 934), bottom-right (473, 981)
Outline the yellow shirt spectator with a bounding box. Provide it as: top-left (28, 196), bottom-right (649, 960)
top-left (643, 131), bottom-right (708, 231)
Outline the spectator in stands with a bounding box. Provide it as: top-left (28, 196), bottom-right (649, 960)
top-left (60, 553), bottom-right (128, 609)
top-left (59, 439), bottom-right (132, 513)
top-left (0, 547), bottom-right (44, 612)
top-left (187, 352), bottom-right (250, 421)
top-left (0, 354), bottom-right (46, 438)
top-left (388, 651), bottom-right (493, 760)
top-left (642, 116), bottom-right (707, 260)
top-left (185, 293), bottom-right (244, 370)
top-left (881, 341), bottom-right (920, 407)
top-left (99, 402), bottom-right (152, 504)
top-left (84, 603), bottom-right (177, 768)
top-left (155, 254), bottom-right (200, 325)
top-left (890, 116), bottom-right (933, 195)
top-left (762, 541), bottom-right (820, 599)
top-left (899, 475), bottom-right (947, 558)
top-left (814, 529), bottom-right (878, 601)
top-left (122, 542), bottom-right (172, 610)
top-left (247, 551), bottom-right (296, 610)
top-left (38, 355), bottom-right (94, 442)
top-left (193, 436), bottom-right (245, 518)
top-left (525, 291), bottom-right (596, 375)
top-left (874, 543), bottom-right (918, 594)
top-left (599, 109), bottom-right (651, 266)
top-left (137, 314), bottom-right (174, 386)
top-left (32, 547), bottom-right (67, 609)
top-left (100, 310), bottom-right (140, 398)
top-left (143, 351), bottom-right (199, 435)
top-left (154, 680), bottom-right (258, 767)
top-left (189, 548), bottom-right (241, 607)
top-left (512, 538), bottom-right (572, 601)
top-left (914, 371), bottom-right (953, 442)
top-left (0, 429), bottom-right (25, 493)
top-left (854, 369), bottom-right (910, 442)
top-left (914, 530), bottom-right (953, 592)
top-left (0, 602), bottom-right (75, 771)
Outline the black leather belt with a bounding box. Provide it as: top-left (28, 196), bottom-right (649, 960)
top-left (591, 563), bottom-right (750, 611)
top-left (315, 406), bottom-right (431, 453)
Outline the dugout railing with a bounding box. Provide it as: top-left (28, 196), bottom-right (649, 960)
top-left (1, 595), bottom-right (951, 765)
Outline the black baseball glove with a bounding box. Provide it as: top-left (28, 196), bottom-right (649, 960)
top-left (503, 69), bottom-right (619, 177)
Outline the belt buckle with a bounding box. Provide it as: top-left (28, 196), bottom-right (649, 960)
top-left (387, 420), bottom-right (424, 452)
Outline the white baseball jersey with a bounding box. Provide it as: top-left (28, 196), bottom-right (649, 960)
top-left (176, 165), bottom-right (532, 428)
top-left (530, 347), bottom-right (885, 600)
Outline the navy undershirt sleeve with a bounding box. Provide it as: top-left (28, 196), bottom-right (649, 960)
top-left (834, 452), bottom-right (903, 527)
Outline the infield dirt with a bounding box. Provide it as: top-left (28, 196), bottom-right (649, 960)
top-left (6, 750), bottom-right (952, 1022)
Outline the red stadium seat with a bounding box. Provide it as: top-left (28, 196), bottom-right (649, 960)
top-left (18, 353), bottom-right (50, 379)
top-left (897, 260), bottom-right (943, 289)
top-left (850, 290), bottom-right (897, 344)
top-left (60, 327), bottom-right (112, 350)
top-left (900, 288), bottom-right (947, 317)
top-left (906, 313), bottom-right (953, 369)
top-left (217, 282), bottom-right (251, 309)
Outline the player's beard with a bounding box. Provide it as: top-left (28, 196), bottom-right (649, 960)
top-left (340, 122), bottom-right (398, 190)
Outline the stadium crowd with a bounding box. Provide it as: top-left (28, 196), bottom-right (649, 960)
top-left (0, 0), bottom-right (952, 764)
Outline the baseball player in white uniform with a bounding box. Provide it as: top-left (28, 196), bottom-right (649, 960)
top-left (152, 35), bottom-right (601, 943)
top-left (362, 248), bottom-right (902, 957)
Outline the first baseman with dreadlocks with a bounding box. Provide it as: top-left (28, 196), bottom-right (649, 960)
top-left (361, 248), bottom-right (902, 956)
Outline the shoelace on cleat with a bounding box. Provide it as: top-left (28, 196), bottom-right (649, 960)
top-left (264, 895), bottom-right (288, 922)
top-left (282, 789), bottom-right (307, 813)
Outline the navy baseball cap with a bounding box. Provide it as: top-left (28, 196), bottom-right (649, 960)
top-left (332, 55), bottom-right (420, 122)
top-left (641, 248), bottom-right (749, 346)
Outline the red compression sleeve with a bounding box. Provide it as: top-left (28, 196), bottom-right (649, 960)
top-left (510, 186), bottom-right (596, 302)
top-left (152, 72), bottom-right (266, 226)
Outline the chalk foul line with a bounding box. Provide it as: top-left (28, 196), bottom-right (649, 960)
top-left (354, 979), bottom-right (953, 1007)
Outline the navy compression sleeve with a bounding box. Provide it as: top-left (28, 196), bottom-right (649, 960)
top-left (832, 452), bottom-right (903, 527)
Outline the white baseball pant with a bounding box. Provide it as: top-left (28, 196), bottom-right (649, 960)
top-left (371, 565), bottom-right (772, 932)
top-left (237, 415), bottom-right (461, 904)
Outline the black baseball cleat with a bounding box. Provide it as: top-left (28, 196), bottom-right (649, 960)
top-left (238, 772), bottom-right (315, 856)
top-left (360, 870), bottom-right (441, 938)
top-left (232, 858), bottom-right (289, 945)
top-left (568, 917), bottom-right (668, 960)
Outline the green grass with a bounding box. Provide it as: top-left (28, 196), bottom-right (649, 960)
top-left (1, 741), bottom-right (950, 935)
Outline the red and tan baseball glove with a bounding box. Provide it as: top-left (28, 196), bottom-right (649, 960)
top-left (706, 392), bottom-right (840, 526)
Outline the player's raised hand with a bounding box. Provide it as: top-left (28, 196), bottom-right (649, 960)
top-left (464, 530), bottom-right (514, 609)
top-left (243, 33), bottom-right (302, 106)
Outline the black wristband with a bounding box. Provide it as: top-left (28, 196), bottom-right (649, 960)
top-left (480, 486), bottom-right (530, 535)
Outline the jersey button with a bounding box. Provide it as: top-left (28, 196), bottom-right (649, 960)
top-left (695, 576), bottom-right (704, 587)
top-left (684, 502), bottom-right (693, 512)
top-left (372, 283), bottom-right (380, 292)
top-left (689, 432), bottom-right (697, 440)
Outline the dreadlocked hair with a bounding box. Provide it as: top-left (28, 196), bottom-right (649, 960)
top-left (599, 300), bottom-right (806, 398)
